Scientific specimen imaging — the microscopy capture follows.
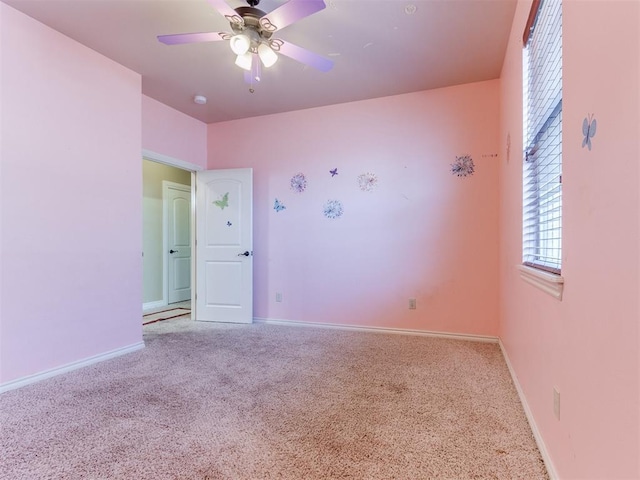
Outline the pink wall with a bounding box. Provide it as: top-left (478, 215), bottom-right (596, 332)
top-left (5, 2), bottom-right (636, 475)
top-left (142, 95), bottom-right (207, 169)
top-left (499, 1), bottom-right (639, 478)
top-left (208, 82), bottom-right (500, 336)
top-left (0, 4), bottom-right (143, 384)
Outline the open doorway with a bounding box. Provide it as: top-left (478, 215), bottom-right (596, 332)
top-left (141, 152), bottom-right (253, 325)
top-left (142, 159), bottom-right (193, 313)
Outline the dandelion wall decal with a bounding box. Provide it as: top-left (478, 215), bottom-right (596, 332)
top-left (290, 173), bottom-right (307, 193)
top-left (357, 172), bottom-right (378, 192)
top-left (323, 199), bottom-right (344, 219)
top-left (451, 155), bottom-right (475, 177)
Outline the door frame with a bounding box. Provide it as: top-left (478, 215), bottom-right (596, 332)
top-left (162, 180), bottom-right (192, 305)
top-left (142, 149), bottom-right (202, 313)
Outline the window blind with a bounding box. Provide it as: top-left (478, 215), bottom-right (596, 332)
top-left (523, 0), bottom-right (562, 274)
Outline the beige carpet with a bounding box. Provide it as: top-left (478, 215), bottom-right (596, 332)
top-left (0, 318), bottom-right (548, 479)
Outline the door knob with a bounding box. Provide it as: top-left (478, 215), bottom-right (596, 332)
top-left (169, 249), bottom-right (178, 254)
top-left (238, 251), bottom-right (250, 257)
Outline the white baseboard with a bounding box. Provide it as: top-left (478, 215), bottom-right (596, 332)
top-left (253, 317), bottom-right (498, 343)
top-left (143, 300), bottom-right (166, 311)
top-left (498, 339), bottom-right (558, 480)
top-left (0, 342), bottom-right (145, 394)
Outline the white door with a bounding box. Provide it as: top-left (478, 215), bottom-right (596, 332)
top-left (165, 182), bottom-right (191, 304)
top-left (195, 168), bottom-right (253, 323)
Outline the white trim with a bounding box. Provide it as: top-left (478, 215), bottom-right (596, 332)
top-left (518, 264), bottom-right (564, 300)
top-left (0, 342), bottom-right (145, 394)
top-left (498, 339), bottom-right (558, 480)
top-left (142, 149), bottom-right (204, 172)
top-left (143, 300), bottom-right (166, 312)
top-left (190, 171), bottom-right (197, 319)
top-left (253, 317), bottom-right (498, 343)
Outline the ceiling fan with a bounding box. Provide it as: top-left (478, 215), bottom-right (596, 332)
top-left (158, 0), bottom-right (334, 86)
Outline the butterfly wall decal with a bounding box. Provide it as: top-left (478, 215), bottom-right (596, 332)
top-left (213, 192), bottom-right (229, 210)
top-left (274, 198), bottom-right (286, 212)
top-left (330, 168), bottom-right (338, 177)
top-left (582, 114), bottom-right (597, 151)
top-left (226, 221), bottom-right (232, 227)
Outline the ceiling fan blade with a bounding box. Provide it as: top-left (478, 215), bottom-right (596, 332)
top-left (277, 40), bottom-right (334, 72)
top-left (206, 0), bottom-right (243, 23)
top-left (158, 32), bottom-right (227, 45)
top-left (261, 0), bottom-right (327, 31)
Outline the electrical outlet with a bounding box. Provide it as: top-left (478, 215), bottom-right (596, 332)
top-left (409, 298), bottom-right (417, 310)
top-left (275, 292), bottom-right (283, 303)
top-left (553, 387), bottom-right (560, 420)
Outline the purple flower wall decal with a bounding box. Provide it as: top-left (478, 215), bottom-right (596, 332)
top-left (290, 173), bottom-right (307, 193)
top-left (451, 155), bottom-right (475, 177)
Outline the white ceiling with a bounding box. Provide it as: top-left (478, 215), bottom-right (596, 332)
top-left (3, 0), bottom-right (517, 124)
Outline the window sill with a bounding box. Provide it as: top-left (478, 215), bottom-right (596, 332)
top-left (517, 264), bottom-right (564, 300)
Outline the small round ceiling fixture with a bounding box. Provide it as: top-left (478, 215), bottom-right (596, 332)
top-left (194, 95), bottom-right (207, 105)
top-left (405, 4), bottom-right (417, 15)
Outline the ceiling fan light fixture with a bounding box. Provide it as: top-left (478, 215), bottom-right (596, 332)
top-left (235, 52), bottom-right (253, 71)
top-left (158, 0), bottom-right (335, 86)
top-left (230, 33), bottom-right (251, 55)
top-left (258, 43), bottom-right (278, 68)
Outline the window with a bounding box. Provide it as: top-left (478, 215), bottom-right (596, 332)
top-left (523, 0), bottom-right (562, 275)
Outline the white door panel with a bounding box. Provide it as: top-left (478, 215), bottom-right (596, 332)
top-left (165, 182), bottom-right (191, 304)
top-left (195, 168), bottom-right (252, 323)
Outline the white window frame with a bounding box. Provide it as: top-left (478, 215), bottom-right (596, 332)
top-left (521, 0), bottom-right (564, 299)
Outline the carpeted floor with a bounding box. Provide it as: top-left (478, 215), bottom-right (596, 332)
top-left (0, 318), bottom-right (548, 479)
